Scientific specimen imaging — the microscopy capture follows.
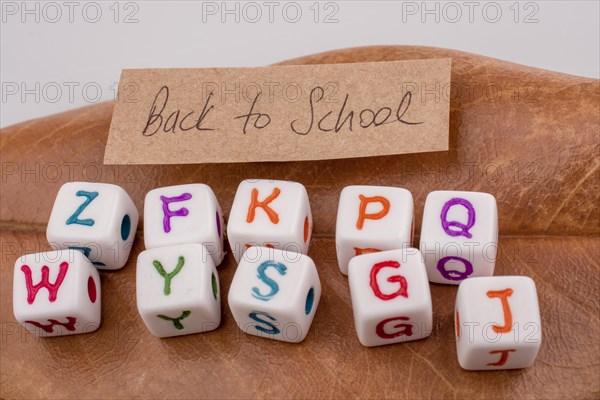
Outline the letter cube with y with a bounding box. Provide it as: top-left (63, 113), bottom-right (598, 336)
top-left (136, 244), bottom-right (220, 338)
top-left (348, 249), bottom-right (432, 347)
top-left (144, 184), bottom-right (225, 266)
top-left (336, 186), bottom-right (414, 275)
top-left (228, 247), bottom-right (321, 343)
top-left (420, 191), bottom-right (498, 284)
top-left (227, 180), bottom-right (312, 263)
top-left (455, 276), bottom-right (542, 370)
top-left (46, 182), bottom-right (139, 270)
top-left (13, 250), bottom-right (101, 337)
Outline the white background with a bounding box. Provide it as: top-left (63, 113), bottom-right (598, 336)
top-left (1, 0), bottom-right (598, 128)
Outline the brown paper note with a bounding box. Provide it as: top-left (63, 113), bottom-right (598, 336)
top-left (104, 59), bottom-right (451, 164)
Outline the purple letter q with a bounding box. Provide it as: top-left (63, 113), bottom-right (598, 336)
top-left (440, 198), bottom-right (476, 238)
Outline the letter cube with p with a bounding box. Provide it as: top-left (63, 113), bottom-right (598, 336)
top-left (348, 249), bottom-right (432, 347)
top-left (46, 182), bottom-right (139, 270)
top-left (13, 249), bottom-right (101, 337)
top-left (336, 186), bottom-right (414, 275)
top-left (144, 184), bottom-right (225, 266)
top-left (420, 191), bottom-right (498, 284)
top-left (227, 179), bottom-right (312, 263)
top-left (455, 276), bottom-right (542, 370)
top-left (228, 247), bottom-right (321, 343)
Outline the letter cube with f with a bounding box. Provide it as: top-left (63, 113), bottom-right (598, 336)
top-left (336, 186), bottom-right (414, 275)
top-left (144, 184), bottom-right (225, 266)
top-left (455, 276), bottom-right (542, 370)
top-left (348, 249), bottom-right (432, 347)
top-left (13, 250), bottom-right (101, 336)
top-left (46, 182), bottom-right (139, 270)
top-left (228, 247), bottom-right (321, 343)
top-left (227, 179), bottom-right (312, 263)
top-left (420, 191), bottom-right (498, 284)
top-left (136, 244), bottom-right (221, 338)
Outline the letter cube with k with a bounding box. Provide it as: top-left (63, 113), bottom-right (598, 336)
top-left (136, 244), bottom-right (221, 337)
top-left (46, 182), bottom-right (139, 270)
top-left (336, 185), bottom-right (414, 275)
top-left (227, 179), bottom-right (312, 263)
top-left (420, 191), bottom-right (498, 284)
top-left (13, 249), bottom-right (101, 337)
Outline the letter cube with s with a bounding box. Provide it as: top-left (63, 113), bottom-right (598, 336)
top-left (348, 249), bottom-right (432, 347)
top-left (455, 276), bottom-right (542, 370)
top-left (420, 191), bottom-right (498, 284)
top-left (13, 249), bottom-right (101, 336)
top-left (228, 247), bottom-right (321, 343)
top-left (46, 182), bottom-right (139, 270)
top-left (227, 179), bottom-right (312, 263)
top-left (144, 184), bottom-right (225, 266)
top-left (336, 186), bottom-right (414, 275)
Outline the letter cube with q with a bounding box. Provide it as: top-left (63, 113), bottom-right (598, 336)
top-left (455, 276), bottom-right (542, 370)
top-left (144, 184), bottom-right (225, 266)
top-left (228, 247), bottom-right (321, 343)
top-left (13, 249), bottom-right (101, 337)
top-left (46, 182), bottom-right (139, 270)
top-left (136, 244), bottom-right (221, 338)
top-left (227, 179), bottom-right (312, 263)
top-left (348, 248), bottom-right (432, 347)
top-left (336, 185), bottom-right (414, 275)
top-left (420, 191), bottom-right (498, 284)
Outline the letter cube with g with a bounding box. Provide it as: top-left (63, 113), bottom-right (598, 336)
top-left (13, 249), bottom-right (101, 337)
top-left (144, 184), bottom-right (225, 266)
top-left (227, 179), bottom-right (312, 263)
top-left (455, 276), bottom-right (542, 370)
top-left (336, 186), bottom-right (414, 275)
top-left (46, 182), bottom-right (139, 270)
top-left (228, 247), bottom-right (321, 343)
top-left (420, 191), bottom-right (498, 284)
top-left (348, 249), bottom-right (432, 347)
top-left (136, 244), bottom-right (220, 338)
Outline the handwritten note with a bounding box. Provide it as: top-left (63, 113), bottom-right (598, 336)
top-left (104, 59), bottom-right (451, 164)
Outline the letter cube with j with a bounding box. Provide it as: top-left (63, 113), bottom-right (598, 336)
top-left (336, 186), bottom-right (414, 275)
top-left (46, 182), bottom-right (139, 270)
top-left (455, 276), bottom-right (542, 370)
top-left (144, 184), bottom-right (225, 266)
top-left (228, 247), bottom-right (321, 343)
top-left (13, 249), bottom-right (101, 337)
top-left (136, 244), bottom-right (220, 338)
top-left (348, 249), bottom-right (432, 347)
top-left (420, 191), bottom-right (498, 284)
top-left (227, 179), bottom-right (312, 263)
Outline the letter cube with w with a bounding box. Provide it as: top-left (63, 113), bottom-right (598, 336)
top-left (46, 182), bottom-right (139, 270)
top-left (13, 250), bottom-right (101, 336)
top-left (419, 191), bottom-right (498, 284)
top-left (227, 179), bottom-right (312, 263)
top-left (228, 247), bottom-right (321, 343)
top-left (348, 249), bottom-right (432, 347)
top-left (136, 244), bottom-right (220, 337)
top-left (144, 184), bottom-right (225, 266)
top-left (336, 186), bottom-right (414, 275)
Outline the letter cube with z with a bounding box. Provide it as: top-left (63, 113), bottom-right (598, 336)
top-left (336, 186), bottom-right (414, 275)
top-left (136, 244), bottom-right (221, 338)
top-left (227, 179), bottom-right (312, 263)
top-left (13, 250), bottom-right (101, 337)
top-left (348, 249), bottom-right (432, 347)
top-left (420, 191), bottom-right (498, 284)
top-left (228, 247), bottom-right (321, 343)
top-left (46, 182), bottom-right (139, 270)
top-left (144, 184), bottom-right (225, 266)
top-left (455, 276), bottom-right (542, 370)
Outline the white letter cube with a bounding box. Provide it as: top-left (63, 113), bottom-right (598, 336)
top-left (46, 182), bottom-right (139, 270)
top-left (13, 250), bottom-right (101, 336)
top-left (348, 248), bottom-right (432, 347)
top-left (455, 276), bottom-right (542, 370)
